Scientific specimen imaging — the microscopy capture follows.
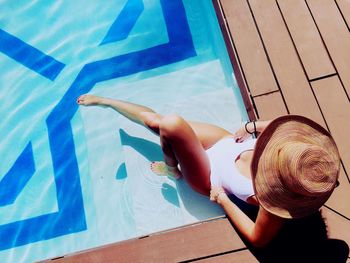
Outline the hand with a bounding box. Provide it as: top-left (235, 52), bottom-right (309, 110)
top-left (234, 124), bottom-right (251, 143)
top-left (210, 186), bottom-right (227, 204)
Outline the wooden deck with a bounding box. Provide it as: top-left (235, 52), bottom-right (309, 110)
top-left (47, 1), bottom-right (350, 262)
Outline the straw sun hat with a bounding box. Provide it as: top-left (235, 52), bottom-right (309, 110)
top-left (251, 115), bottom-right (340, 219)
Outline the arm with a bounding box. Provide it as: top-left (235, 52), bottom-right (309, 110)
top-left (246, 120), bottom-right (271, 134)
top-left (211, 189), bottom-right (284, 247)
top-left (234, 120), bottom-right (272, 143)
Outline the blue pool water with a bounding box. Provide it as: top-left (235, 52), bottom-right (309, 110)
top-left (0, 0), bottom-right (248, 262)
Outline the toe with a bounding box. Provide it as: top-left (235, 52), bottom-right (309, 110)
top-left (77, 95), bottom-right (85, 104)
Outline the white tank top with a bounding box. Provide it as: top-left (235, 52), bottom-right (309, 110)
top-left (206, 137), bottom-right (256, 202)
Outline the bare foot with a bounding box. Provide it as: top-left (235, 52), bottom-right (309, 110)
top-left (150, 161), bottom-right (182, 180)
top-left (77, 94), bottom-right (104, 106)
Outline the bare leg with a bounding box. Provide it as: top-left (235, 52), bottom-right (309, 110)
top-left (77, 94), bottom-right (155, 126)
top-left (150, 161), bottom-right (182, 179)
top-left (157, 114), bottom-right (211, 195)
top-left (187, 121), bottom-right (232, 149)
top-left (77, 94), bottom-right (231, 195)
top-left (77, 94), bottom-right (233, 148)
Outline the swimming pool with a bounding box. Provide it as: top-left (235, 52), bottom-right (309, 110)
top-left (0, 0), bottom-right (248, 261)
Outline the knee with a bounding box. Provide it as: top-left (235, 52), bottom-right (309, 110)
top-left (140, 112), bottom-right (161, 131)
top-left (140, 112), bottom-right (160, 122)
top-left (159, 114), bottom-right (184, 136)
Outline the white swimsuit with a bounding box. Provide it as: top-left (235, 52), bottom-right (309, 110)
top-left (206, 137), bottom-right (256, 202)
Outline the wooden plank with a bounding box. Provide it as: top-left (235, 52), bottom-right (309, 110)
top-left (277, 0), bottom-right (335, 80)
top-left (311, 76), bottom-right (350, 175)
top-left (307, 0), bottom-right (350, 98)
top-left (326, 167), bottom-right (350, 219)
top-left (248, 0), bottom-right (325, 127)
top-left (253, 91), bottom-right (288, 120)
top-left (213, 0), bottom-right (257, 120)
top-left (336, 0), bottom-right (350, 30)
top-left (197, 249), bottom-right (259, 263)
top-left (50, 219), bottom-right (245, 263)
top-left (220, 0), bottom-right (279, 96)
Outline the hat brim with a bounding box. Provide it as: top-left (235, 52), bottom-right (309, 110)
top-left (251, 115), bottom-right (340, 218)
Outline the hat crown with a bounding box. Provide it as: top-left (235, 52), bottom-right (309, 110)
top-left (252, 115), bottom-right (341, 218)
top-left (278, 142), bottom-right (338, 197)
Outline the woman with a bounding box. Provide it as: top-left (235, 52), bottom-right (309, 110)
top-left (77, 94), bottom-right (340, 248)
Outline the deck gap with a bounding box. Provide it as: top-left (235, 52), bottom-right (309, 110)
top-left (308, 89), bottom-right (350, 179)
top-left (340, 161), bottom-right (350, 184)
top-left (49, 256), bottom-right (65, 261)
top-left (245, 0), bottom-right (290, 115)
top-left (308, 84), bottom-right (331, 131)
top-left (323, 205), bottom-right (350, 221)
top-left (179, 247), bottom-right (249, 263)
top-left (304, 0), bottom-right (350, 102)
top-left (334, 0), bottom-right (350, 32)
top-left (275, 0), bottom-right (333, 130)
top-left (250, 94), bottom-right (260, 120)
top-left (276, 0), bottom-right (314, 81)
top-left (309, 73), bottom-right (338, 82)
top-left (276, 0), bottom-right (336, 82)
top-left (252, 90), bottom-right (284, 99)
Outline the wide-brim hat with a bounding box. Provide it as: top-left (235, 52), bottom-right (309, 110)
top-left (251, 115), bottom-right (340, 219)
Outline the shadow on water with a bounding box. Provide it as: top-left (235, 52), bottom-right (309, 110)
top-left (161, 183), bottom-right (180, 207)
top-left (115, 162), bottom-right (127, 180)
top-left (229, 195), bottom-right (349, 263)
top-left (118, 129), bottom-right (220, 219)
top-left (119, 128), bottom-right (180, 208)
top-left (119, 128), bottom-right (163, 162)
